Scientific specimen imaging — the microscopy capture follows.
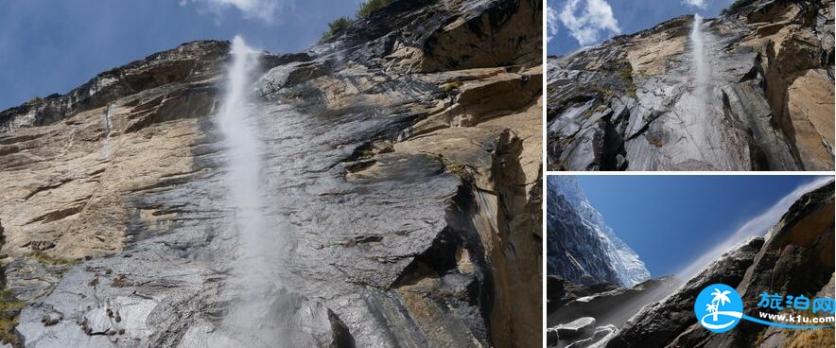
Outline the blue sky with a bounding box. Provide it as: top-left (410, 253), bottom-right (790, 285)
top-left (547, 0), bottom-right (735, 55)
top-left (575, 175), bottom-right (831, 277)
top-left (0, 0), bottom-right (364, 110)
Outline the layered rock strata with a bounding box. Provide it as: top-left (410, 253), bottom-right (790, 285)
top-left (548, 0), bottom-right (835, 171)
top-left (0, 0), bottom-right (542, 347)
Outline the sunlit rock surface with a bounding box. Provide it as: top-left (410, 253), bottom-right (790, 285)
top-left (608, 181), bottom-right (834, 348)
top-left (546, 180), bottom-right (834, 348)
top-left (547, 0), bottom-right (835, 171)
top-left (0, 0), bottom-right (542, 347)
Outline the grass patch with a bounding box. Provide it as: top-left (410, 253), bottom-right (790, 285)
top-left (357, 148), bottom-right (375, 159)
top-left (438, 155), bottom-right (471, 180)
top-left (321, 17), bottom-right (354, 42)
top-left (0, 289), bottom-right (23, 346)
top-left (28, 251), bottom-right (79, 266)
top-left (320, 0), bottom-right (404, 41)
top-left (357, 0), bottom-right (393, 18)
top-left (440, 81), bottom-right (463, 93)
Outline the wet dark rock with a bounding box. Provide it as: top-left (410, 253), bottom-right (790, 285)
top-left (675, 181), bottom-right (835, 348)
top-left (548, 277), bottom-right (681, 329)
top-left (606, 237), bottom-right (764, 348)
top-left (548, 0), bottom-right (834, 171)
top-left (0, 0), bottom-right (541, 347)
top-left (547, 317), bottom-right (618, 348)
top-left (122, 83), bottom-right (217, 133)
top-left (545, 272), bottom-right (677, 347)
top-left (546, 327), bottom-right (559, 346)
top-left (0, 41), bottom-right (229, 134)
top-left (565, 325), bottom-right (617, 348)
top-left (546, 276), bottom-right (617, 314)
top-left (556, 317), bottom-right (596, 339)
top-left (319, 0), bottom-right (541, 73)
top-left (604, 181), bottom-right (834, 348)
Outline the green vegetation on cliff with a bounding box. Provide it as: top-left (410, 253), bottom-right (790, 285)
top-left (358, 0), bottom-right (393, 18)
top-left (322, 17), bottom-right (353, 41)
top-left (0, 289), bottom-right (23, 345)
top-left (321, 0), bottom-right (395, 41)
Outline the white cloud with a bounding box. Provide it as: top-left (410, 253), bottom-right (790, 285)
top-left (180, 0), bottom-right (292, 23)
top-left (547, 6), bottom-right (559, 43)
top-left (558, 0), bottom-right (621, 47)
top-left (683, 0), bottom-right (707, 9)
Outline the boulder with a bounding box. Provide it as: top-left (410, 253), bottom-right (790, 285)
top-left (556, 317), bottom-right (596, 339)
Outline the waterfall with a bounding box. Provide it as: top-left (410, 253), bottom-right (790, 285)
top-left (217, 36), bottom-right (264, 245)
top-left (690, 14), bottom-right (711, 117)
top-left (217, 35), bottom-right (281, 345)
top-left (101, 104), bottom-right (113, 159)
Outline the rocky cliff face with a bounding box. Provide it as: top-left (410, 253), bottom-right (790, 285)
top-left (546, 180), bottom-right (835, 348)
top-left (0, 0), bottom-right (542, 347)
top-left (547, 0), bottom-right (834, 171)
top-left (547, 177), bottom-right (649, 288)
top-left (607, 181), bottom-right (835, 348)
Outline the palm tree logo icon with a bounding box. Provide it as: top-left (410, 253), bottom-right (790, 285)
top-left (707, 288), bottom-right (732, 322)
top-left (695, 283), bottom-right (743, 333)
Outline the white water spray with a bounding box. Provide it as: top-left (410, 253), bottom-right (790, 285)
top-left (690, 14), bottom-right (711, 117)
top-left (216, 36), bottom-right (283, 345)
top-left (218, 36), bottom-right (264, 244)
top-left (678, 177), bottom-right (834, 280)
top-left (610, 178), bottom-right (834, 338)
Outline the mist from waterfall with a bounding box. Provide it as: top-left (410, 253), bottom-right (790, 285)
top-left (690, 14), bottom-right (711, 117)
top-left (218, 36), bottom-right (266, 280)
top-left (216, 35), bottom-right (284, 346)
top-left (607, 177), bottom-right (835, 337)
top-left (677, 177), bottom-right (834, 281)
